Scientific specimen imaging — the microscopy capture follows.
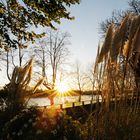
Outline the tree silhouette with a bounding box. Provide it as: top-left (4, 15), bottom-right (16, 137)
top-left (0, 0), bottom-right (80, 50)
top-left (47, 30), bottom-right (70, 89)
top-left (33, 30), bottom-right (70, 90)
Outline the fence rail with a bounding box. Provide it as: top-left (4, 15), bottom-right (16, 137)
top-left (39, 98), bottom-right (102, 109)
top-left (38, 94), bottom-right (139, 110)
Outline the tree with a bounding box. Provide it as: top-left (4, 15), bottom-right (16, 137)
top-left (47, 30), bottom-right (70, 89)
top-left (0, 41), bottom-right (32, 82)
top-left (34, 40), bottom-right (48, 77)
top-left (33, 39), bottom-right (52, 90)
top-left (128, 0), bottom-right (140, 14)
top-left (0, 0), bottom-right (80, 50)
top-left (33, 30), bottom-right (70, 89)
top-left (84, 63), bottom-right (96, 97)
top-left (73, 61), bottom-right (86, 102)
top-left (0, 0), bottom-right (79, 85)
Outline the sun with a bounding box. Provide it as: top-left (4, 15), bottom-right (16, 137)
top-left (56, 82), bottom-right (70, 93)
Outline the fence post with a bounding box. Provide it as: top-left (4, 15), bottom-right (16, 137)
top-left (72, 102), bottom-right (75, 108)
top-left (90, 100), bottom-right (92, 105)
top-left (60, 104), bottom-right (63, 109)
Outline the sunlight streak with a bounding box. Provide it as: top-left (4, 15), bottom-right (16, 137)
top-left (56, 82), bottom-right (70, 94)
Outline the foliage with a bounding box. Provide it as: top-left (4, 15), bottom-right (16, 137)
top-left (0, 106), bottom-right (86, 140)
top-left (0, 101), bottom-right (139, 140)
top-left (0, 0), bottom-right (80, 50)
top-left (0, 0), bottom-right (139, 139)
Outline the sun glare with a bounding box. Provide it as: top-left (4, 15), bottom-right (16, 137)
top-left (56, 82), bottom-right (70, 93)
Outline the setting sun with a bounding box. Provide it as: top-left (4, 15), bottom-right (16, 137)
top-left (56, 82), bottom-right (70, 93)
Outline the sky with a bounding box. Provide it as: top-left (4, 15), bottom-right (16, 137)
top-left (0, 0), bottom-right (130, 86)
top-left (57, 0), bottom-right (129, 65)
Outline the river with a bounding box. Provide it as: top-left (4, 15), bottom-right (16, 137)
top-left (28, 95), bottom-right (102, 107)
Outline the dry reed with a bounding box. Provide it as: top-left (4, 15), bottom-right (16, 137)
top-left (131, 25), bottom-right (140, 66)
top-left (33, 78), bottom-right (45, 93)
top-left (126, 15), bottom-right (140, 59)
top-left (98, 24), bottom-right (113, 63)
top-left (110, 14), bottom-right (130, 63)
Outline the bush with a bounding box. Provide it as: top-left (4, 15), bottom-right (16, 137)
top-left (0, 106), bottom-right (87, 140)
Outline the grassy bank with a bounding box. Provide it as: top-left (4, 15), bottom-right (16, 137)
top-left (0, 88), bottom-right (139, 140)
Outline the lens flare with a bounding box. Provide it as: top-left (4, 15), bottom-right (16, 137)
top-left (56, 82), bottom-right (70, 93)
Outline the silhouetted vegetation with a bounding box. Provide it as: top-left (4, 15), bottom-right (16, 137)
top-left (0, 0), bottom-right (140, 140)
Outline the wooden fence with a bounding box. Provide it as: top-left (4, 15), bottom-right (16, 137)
top-left (38, 94), bottom-right (139, 110)
top-left (40, 98), bottom-right (102, 109)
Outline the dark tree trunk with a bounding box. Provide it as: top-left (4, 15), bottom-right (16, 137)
top-left (42, 50), bottom-right (46, 77)
top-left (52, 68), bottom-right (56, 89)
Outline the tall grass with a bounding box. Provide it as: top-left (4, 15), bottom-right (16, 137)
top-left (1, 13), bottom-right (140, 140)
top-left (89, 13), bottom-right (140, 140)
